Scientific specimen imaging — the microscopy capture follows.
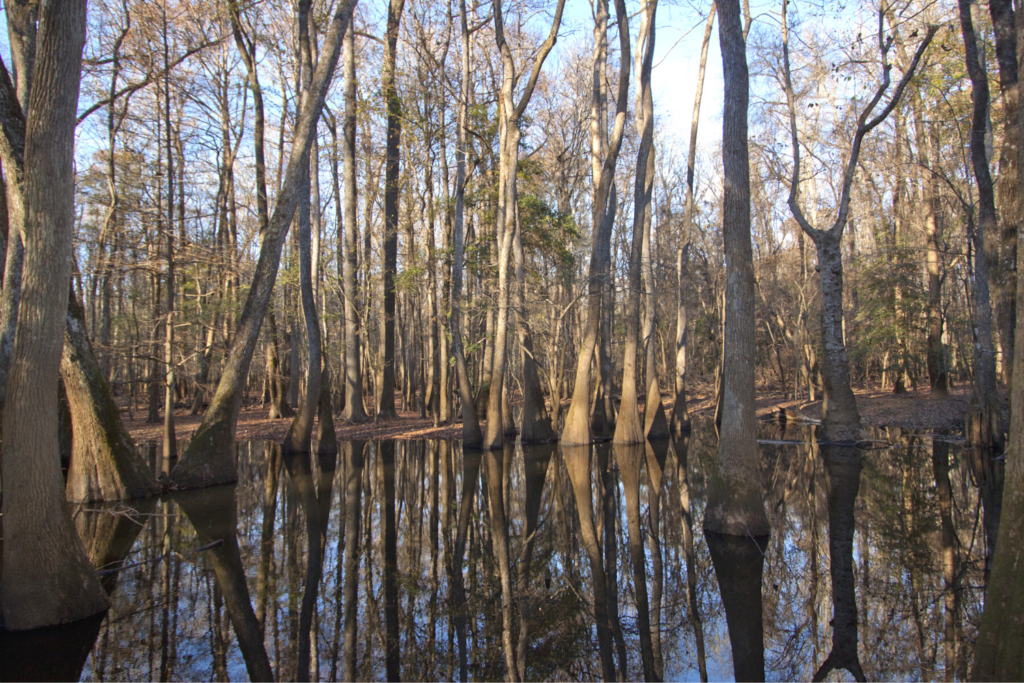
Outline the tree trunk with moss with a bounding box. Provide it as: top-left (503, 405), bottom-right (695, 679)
top-left (63, 288), bottom-right (158, 502)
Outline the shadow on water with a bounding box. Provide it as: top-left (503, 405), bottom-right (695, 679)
top-left (11, 418), bottom-right (998, 681)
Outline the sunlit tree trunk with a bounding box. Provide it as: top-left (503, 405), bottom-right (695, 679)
top-left (452, 0), bottom-right (482, 446)
top-left (485, 0), bottom-right (564, 448)
top-left (283, 0), bottom-right (323, 455)
top-left (615, 0), bottom-right (657, 445)
top-left (989, 0), bottom-right (1018, 386)
top-left (561, 0), bottom-right (630, 446)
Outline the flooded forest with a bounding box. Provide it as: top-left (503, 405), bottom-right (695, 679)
top-left (0, 0), bottom-right (1023, 680)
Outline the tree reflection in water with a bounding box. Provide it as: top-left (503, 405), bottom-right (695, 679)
top-left (3, 422), bottom-right (991, 681)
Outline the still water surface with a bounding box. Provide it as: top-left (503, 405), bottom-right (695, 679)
top-left (0, 418), bottom-right (989, 681)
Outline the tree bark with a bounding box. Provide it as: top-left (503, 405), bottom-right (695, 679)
top-left (703, 0), bottom-right (769, 537)
top-left (283, 0), bottom-right (323, 455)
top-left (989, 0), bottom-right (1018, 386)
top-left (961, 0), bottom-right (1007, 450)
top-left (378, 0), bottom-right (405, 419)
top-left (614, 0), bottom-right (657, 445)
top-left (971, 9), bottom-right (1024, 678)
top-left (63, 287), bottom-right (158, 502)
top-left (452, 0), bottom-right (482, 447)
top-left (484, 0), bottom-right (564, 448)
top-left (0, 0), bottom-right (110, 630)
top-left (168, 0), bottom-right (358, 489)
top-left (561, 0), bottom-right (630, 446)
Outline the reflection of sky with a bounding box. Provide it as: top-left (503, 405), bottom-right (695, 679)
top-left (70, 419), bottom-right (985, 682)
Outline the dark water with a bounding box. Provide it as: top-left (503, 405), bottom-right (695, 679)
top-left (2, 419), bottom-right (989, 681)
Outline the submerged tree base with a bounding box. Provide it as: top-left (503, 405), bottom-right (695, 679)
top-left (703, 464), bottom-right (770, 538)
top-left (167, 417), bottom-right (238, 490)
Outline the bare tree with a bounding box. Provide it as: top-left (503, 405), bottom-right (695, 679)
top-left (561, 0), bottom-right (630, 446)
top-left (781, 1), bottom-right (935, 441)
top-left (615, 0), bottom-right (658, 445)
top-left (451, 0), bottom-right (482, 447)
top-left (483, 0), bottom-right (565, 449)
top-left (378, 0), bottom-right (406, 419)
top-left (169, 0), bottom-right (358, 489)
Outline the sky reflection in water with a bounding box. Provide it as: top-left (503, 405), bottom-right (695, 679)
top-left (2, 418), bottom-right (987, 681)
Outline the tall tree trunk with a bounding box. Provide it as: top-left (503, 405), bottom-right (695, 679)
top-left (614, 0), bottom-right (657, 445)
top-left (561, 0), bottom-right (630, 446)
top-left (168, 0), bottom-right (358, 489)
top-left (452, 0), bottom-right (482, 446)
top-left (990, 0), bottom-right (1018, 386)
top-left (971, 11), bottom-right (1024, 678)
top-left (913, 95), bottom-right (948, 395)
top-left (337, 29), bottom-right (366, 423)
top-left (284, 0), bottom-right (323, 455)
top-left (961, 0), bottom-right (1007, 450)
top-left (378, 0), bottom-right (405, 419)
top-left (160, 0), bottom-right (177, 466)
top-left (0, 0), bottom-right (110, 630)
top-left (485, 0), bottom-right (564, 448)
top-left (703, 0), bottom-right (769, 537)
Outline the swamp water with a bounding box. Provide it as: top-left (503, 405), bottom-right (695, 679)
top-left (0, 418), bottom-right (991, 681)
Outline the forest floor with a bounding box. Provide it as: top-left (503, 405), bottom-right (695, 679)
top-left (686, 379), bottom-right (1001, 433)
top-left (123, 380), bottom-right (998, 445)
